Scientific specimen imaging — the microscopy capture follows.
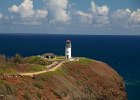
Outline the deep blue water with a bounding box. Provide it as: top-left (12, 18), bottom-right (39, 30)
top-left (0, 34), bottom-right (140, 100)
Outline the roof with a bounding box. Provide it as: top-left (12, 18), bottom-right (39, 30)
top-left (66, 40), bottom-right (71, 42)
top-left (42, 53), bottom-right (56, 57)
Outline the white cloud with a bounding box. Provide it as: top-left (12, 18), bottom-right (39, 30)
top-left (9, 0), bottom-right (48, 19)
top-left (8, 0), bottom-right (48, 25)
top-left (112, 8), bottom-right (140, 28)
top-left (76, 1), bottom-right (109, 26)
top-left (130, 9), bottom-right (140, 22)
top-left (44, 0), bottom-right (70, 23)
top-left (112, 9), bottom-right (131, 28)
top-left (35, 10), bottom-right (48, 18)
top-left (91, 1), bottom-right (109, 16)
top-left (9, 0), bottom-right (34, 18)
top-left (4, 0), bottom-right (140, 33)
top-left (76, 11), bottom-right (92, 24)
top-left (0, 13), bottom-right (3, 19)
top-left (91, 1), bottom-right (109, 25)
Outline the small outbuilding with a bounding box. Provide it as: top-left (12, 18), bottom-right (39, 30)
top-left (42, 53), bottom-right (56, 59)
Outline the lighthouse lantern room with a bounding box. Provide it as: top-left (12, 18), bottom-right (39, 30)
top-left (65, 40), bottom-right (72, 59)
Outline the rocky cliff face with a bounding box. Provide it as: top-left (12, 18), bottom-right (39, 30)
top-left (0, 58), bottom-right (127, 100)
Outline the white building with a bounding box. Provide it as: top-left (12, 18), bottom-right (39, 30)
top-left (65, 40), bottom-right (72, 59)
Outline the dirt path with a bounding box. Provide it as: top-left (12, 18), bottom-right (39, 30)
top-left (20, 61), bottom-right (66, 76)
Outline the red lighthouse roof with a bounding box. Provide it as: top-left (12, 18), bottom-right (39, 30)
top-left (66, 40), bottom-right (71, 42)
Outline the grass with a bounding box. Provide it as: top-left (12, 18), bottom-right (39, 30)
top-left (79, 58), bottom-right (94, 65)
top-left (25, 56), bottom-right (52, 66)
top-left (35, 71), bottom-right (58, 81)
top-left (0, 79), bottom-right (17, 96)
top-left (33, 63), bottom-right (67, 81)
top-left (24, 92), bottom-right (32, 100)
top-left (26, 65), bottom-right (46, 72)
top-left (25, 56), bottom-right (40, 63)
top-left (34, 69), bottom-right (65, 81)
top-left (0, 67), bottom-right (18, 75)
top-left (56, 66), bottom-right (67, 76)
top-left (55, 56), bottom-right (65, 60)
top-left (35, 92), bottom-right (42, 99)
top-left (0, 79), bottom-right (6, 86)
top-left (34, 81), bottom-right (44, 89)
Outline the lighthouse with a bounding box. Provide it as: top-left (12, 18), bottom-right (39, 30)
top-left (65, 40), bottom-right (72, 59)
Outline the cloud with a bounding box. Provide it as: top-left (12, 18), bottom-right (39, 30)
top-left (8, 0), bottom-right (48, 25)
top-left (76, 1), bottom-right (109, 26)
top-left (9, 0), bottom-right (34, 18)
top-left (112, 8), bottom-right (140, 28)
top-left (44, 0), bottom-right (70, 23)
top-left (9, 0), bottom-right (48, 19)
top-left (9, 0), bottom-right (69, 24)
top-left (91, 1), bottom-right (109, 25)
top-left (91, 1), bottom-right (109, 16)
top-left (0, 13), bottom-right (3, 19)
top-left (76, 11), bottom-right (92, 24)
top-left (35, 10), bottom-right (48, 18)
top-left (2, 0), bottom-right (140, 34)
top-left (130, 9), bottom-right (140, 26)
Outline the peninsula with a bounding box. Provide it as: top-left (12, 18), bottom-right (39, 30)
top-left (0, 40), bottom-right (127, 100)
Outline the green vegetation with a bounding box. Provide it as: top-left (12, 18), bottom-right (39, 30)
top-left (0, 54), bottom-right (66, 74)
top-left (25, 56), bottom-right (52, 65)
top-left (55, 56), bottom-right (65, 60)
top-left (56, 66), bottom-right (67, 75)
top-left (79, 58), bottom-right (94, 65)
top-left (33, 67), bottom-right (67, 82)
top-left (0, 68), bottom-right (17, 75)
top-left (24, 92), bottom-right (32, 100)
top-left (34, 81), bottom-right (44, 89)
top-left (34, 72), bottom-right (57, 81)
top-left (0, 54), bottom-right (126, 100)
top-left (26, 65), bottom-right (45, 72)
top-left (34, 92), bottom-right (42, 99)
top-left (0, 54), bottom-right (54, 74)
top-left (0, 79), bottom-right (17, 96)
top-left (0, 54), bottom-right (23, 74)
top-left (12, 53), bottom-right (23, 64)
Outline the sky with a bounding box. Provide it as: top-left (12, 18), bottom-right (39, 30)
top-left (0, 0), bottom-right (140, 35)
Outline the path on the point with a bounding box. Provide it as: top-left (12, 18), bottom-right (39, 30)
top-left (20, 61), bottom-right (66, 76)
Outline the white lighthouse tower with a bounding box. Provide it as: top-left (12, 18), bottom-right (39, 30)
top-left (65, 40), bottom-right (72, 59)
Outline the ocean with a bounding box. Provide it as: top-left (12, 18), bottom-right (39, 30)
top-left (0, 34), bottom-right (140, 100)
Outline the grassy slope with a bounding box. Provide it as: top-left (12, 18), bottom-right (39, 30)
top-left (0, 58), bottom-right (127, 100)
top-left (0, 56), bottom-right (53, 74)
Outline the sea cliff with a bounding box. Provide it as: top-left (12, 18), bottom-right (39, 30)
top-left (0, 57), bottom-right (127, 100)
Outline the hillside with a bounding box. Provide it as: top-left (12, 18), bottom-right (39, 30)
top-left (0, 56), bottom-right (127, 100)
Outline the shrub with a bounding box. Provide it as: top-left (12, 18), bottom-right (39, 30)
top-left (34, 81), bottom-right (44, 89)
top-left (24, 92), bottom-right (32, 100)
top-left (24, 56), bottom-right (51, 65)
top-left (35, 91), bottom-right (42, 99)
top-left (11, 53), bottom-right (23, 64)
top-left (51, 90), bottom-right (62, 99)
top-left (0, 80), bottom-right (17, 96)
top-left (5, 83), bottom-right (17, 96)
